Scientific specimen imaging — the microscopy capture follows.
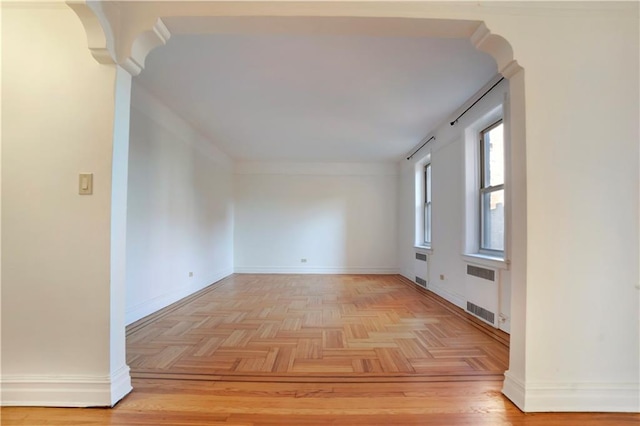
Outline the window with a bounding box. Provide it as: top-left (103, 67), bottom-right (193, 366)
top-left (424, 163), bottom-right (432, 245)
top-left (462, 101), bottom-right (506, 266)
top-left (414, 154), bottom-right (432, 250)
top-left (479, 120), bottom-right (504, 255)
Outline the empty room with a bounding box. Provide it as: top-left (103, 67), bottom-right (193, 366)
top-left (2, 1), bottom-right (639, 425)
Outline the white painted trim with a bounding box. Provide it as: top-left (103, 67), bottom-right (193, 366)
top-left (414, 245), bottom-right (433, 255)
top-left (462, 253), bottom-right (509, 270)
top-left (109, 67), bottom-right (133, 410)
top-left (125, 267), bottom-right (233, 325)
top-left (3, 1), bottom-right (68, 9)
top-left (1, 367), bottom-right (132, 407)
top-left (426, 283), bottom-right (466, 309)
top-left (401, 272), bottom-right (466, 309)
top-left (501, 60), bottom-right (522, 79)
top-left (470, 22), bottom-right (491, 50)
top-left (503, 373), bottom-right (640, 413)
top-left (234, 162), bottom-right (398, 176)
top-left (109, 365), bottom-right (132, 406)
top-left (502, 370), bottom-right (525, 411)
top-left (399, 271), bottom-right (413, 282)
top-left (523, 381), bottom-right (640, 413)
top-left (153, 18), bottom-right (171, 45)
top-left (235, 266), bottom-right (398, 275)
top-left (402, 273), bottom-right (427, 289)
top-left (67, 1), bottom-right (115, 64)
top-left (121, 18), bottom-right (172, 76)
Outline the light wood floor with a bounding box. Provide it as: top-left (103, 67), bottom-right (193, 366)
top-left (2, 274), bottom-right (638, 425)
top-left (127, 274), bottom-right (508, 381)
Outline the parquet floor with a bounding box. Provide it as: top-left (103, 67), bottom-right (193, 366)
top-left (126, 274), bottom-right (509, 381)
top-left (4, 274), bottom-right (638, 425)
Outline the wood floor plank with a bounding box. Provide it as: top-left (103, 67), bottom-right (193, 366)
top-left (126, 274), bottom-right (510, 379)
top-left (6, 275), bottom-right (636, 425)
top-left (3, 379), bottom-right (638, 425)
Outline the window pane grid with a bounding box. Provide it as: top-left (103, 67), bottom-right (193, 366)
top-left (479, 120), bottom-right (504, 254)
top-left (424, 164), bottom-right (431, 245)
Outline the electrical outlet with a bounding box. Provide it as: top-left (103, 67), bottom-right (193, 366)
top-left (300, 258), bottom-right (307, 263)
top-left (189, 272), bottom-right (193, 277)
top-left (439, 274), bottom-right (445, 280)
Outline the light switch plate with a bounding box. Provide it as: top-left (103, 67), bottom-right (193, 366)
top-left (79, 173), bottom-right (93, 195)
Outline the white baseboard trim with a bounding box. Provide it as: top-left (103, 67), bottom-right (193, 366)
top-left (110, 365), bottom-right (132, 406)
top-left (399, 272), bottom-right (466, 310)
top-left (234, 266), bottom-right (399, 274)
top-left (523, 381), bottom-right (640, 413)
top-left (426, 283), bottom-right (466, 309)
top-left (502, 370), bottom-right (525, 411)
top-left (1, 365), bottom-right (132, 407)
top-left (399, 271), bottom-right (413, 281)
top-left (125, 267), bottom-right (233, 325)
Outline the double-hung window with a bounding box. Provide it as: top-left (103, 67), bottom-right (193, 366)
top-left (424, 163), bottom-right (432, 246)
top-left (479, 120), bottom-right (505, 255)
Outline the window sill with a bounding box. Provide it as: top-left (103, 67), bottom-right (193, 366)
top-left (414, 245), bottom-right (433, 255)
top-left (462, 253), bottom-right (509, 270)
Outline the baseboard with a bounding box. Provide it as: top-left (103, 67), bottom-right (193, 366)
top-left (399, 271), bottom-right (413, 282)
top-left (502, 370), bottom-right (525, 411)
top-left (234, 266), bottom-right (399, 274)
top-left (425, 282), bottom-right (466, 310)
top-left (1, 365), bottom-right (132, 407)
top-left (401, 271), bottom-right (479, 313)
top-left (523, 381), bottom-right (640, 413)
top-left (109, 365), bottom-right (132, 406)
top-left (125, 267), bottom-right (233, 325)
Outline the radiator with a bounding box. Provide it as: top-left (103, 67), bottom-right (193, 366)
top-left (414, 252), bottom-right (429, 288)
top-left (465, 264), bottom-right (499, 327)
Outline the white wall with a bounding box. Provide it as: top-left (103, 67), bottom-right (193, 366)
top-left (1, 3), bottom-right (129, 406)
top-left (491, 8), bottom-right (639, 412)
top-left (234, 162), bottom-right (397, 274)
top-left (125, 84), bottom-right (234, 325)
top-left (3, 0), bottom-right (638, 414)
top-left (399, 78), bottom-right (512, 332)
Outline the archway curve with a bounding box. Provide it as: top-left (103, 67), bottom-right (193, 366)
top-left (71, 2), bottom-right (527, 411)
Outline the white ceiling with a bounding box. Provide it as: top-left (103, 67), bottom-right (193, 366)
top-left (136, 29), bottom-right (497, 162)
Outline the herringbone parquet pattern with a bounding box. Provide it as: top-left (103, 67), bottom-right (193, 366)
top-left (127, 274), bottom-right (508, 381)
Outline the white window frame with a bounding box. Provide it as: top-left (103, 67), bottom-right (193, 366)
top-left (479, 119), bottom-right (505, 256)
top-left (463, 104), bottom-right (508, 267)
top-left (414, 153), bottom-right (432, 251)
top-left (424, 163), bottom-right (432, 246)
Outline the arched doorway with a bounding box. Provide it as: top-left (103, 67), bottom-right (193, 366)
top-left (73, 1), bottom-right (527, 409)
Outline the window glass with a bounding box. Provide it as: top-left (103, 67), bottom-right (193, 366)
top-left (480, 189), bottom-right (504, 251)
top-left (479, 121), bottom-right (504, 254)
top-left (482, 123), bottom-right (504, 188)
top-left (424, 163), bottom-right (432, 245)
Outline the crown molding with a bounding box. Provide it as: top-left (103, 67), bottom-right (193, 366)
top-left (121, 18), bottom-right (171, 76)
top-left (471, 21), bottom-right (521, 78)
top-left (67, 2), bottom-right (171, 76)
top-left (66, 1), bottom-right (115, 65)
top-left (234, 162), bottom-right (399, 176)
top-left (500, 60), bottom-right (522, 80)
top-left (2, 1), bottom-right (67, 9)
